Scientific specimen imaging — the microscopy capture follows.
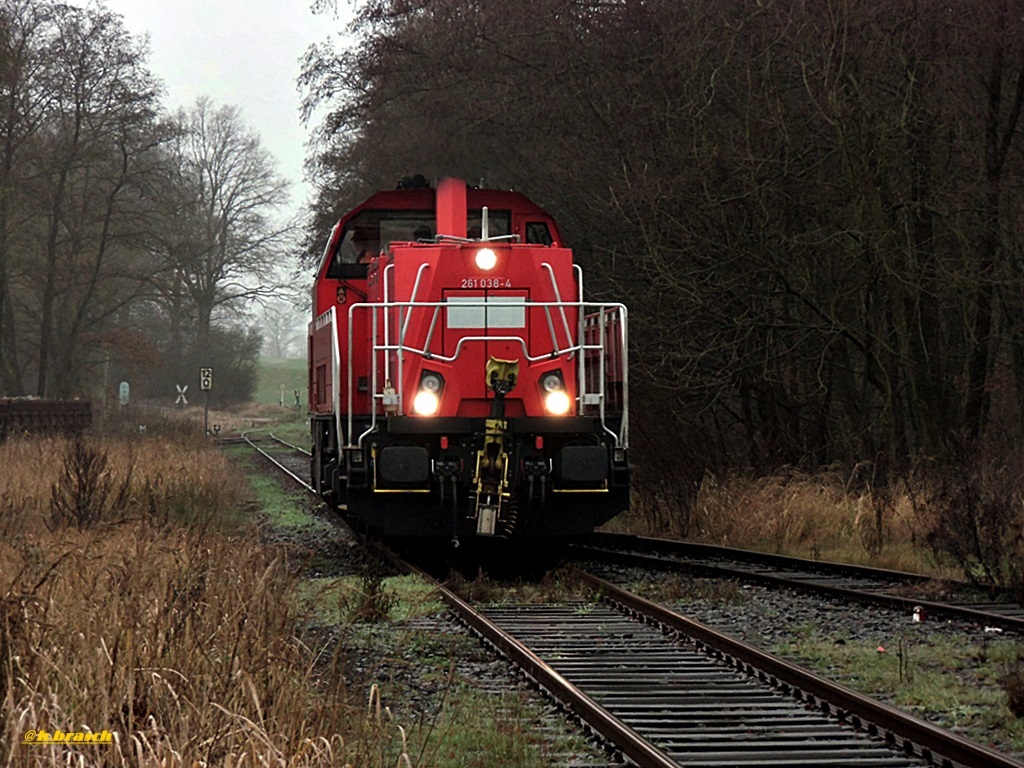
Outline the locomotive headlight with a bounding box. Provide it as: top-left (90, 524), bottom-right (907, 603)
top-left (420, 372), bottom-right (443, 392)
top-left (539, 370), bottom-right (570, 415)
top-left (545, 390), bottom-right (571, 415)
top-left (413, 390), bottom-right (440, 416)
top-left (413, 370), bottom-right (444, 416)
top-left (474, 247), bottom-right (497, 270)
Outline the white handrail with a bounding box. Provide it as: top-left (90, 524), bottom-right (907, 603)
top-left (541, 263), bottom-right (574, 355)
top-left (345, 298), bottom-right (628, 449)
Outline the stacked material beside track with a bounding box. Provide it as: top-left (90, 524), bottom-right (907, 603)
top-left (0, 397), bottom-right (91, 439)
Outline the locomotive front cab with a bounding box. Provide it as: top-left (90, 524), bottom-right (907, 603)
top-left (309, 178), bottom-right (629, 540)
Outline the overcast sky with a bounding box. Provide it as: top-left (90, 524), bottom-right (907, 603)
top-left (92, 0), bottom-right (352, 217)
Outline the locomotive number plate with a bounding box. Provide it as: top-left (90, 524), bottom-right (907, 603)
top-left (460, 277), bottom-right (511, 289)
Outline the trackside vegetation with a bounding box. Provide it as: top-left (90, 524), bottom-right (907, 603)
top-left (1, 428), bottom-right (356, 766)
top-left (1, 421), bottom-right (592, 766)
top-left (611, 431), bottom-right (1024, 597)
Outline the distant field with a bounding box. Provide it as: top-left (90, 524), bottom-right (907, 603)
top-left (255, 357), bottom-right (306, 406)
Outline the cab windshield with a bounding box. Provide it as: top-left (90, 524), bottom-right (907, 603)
top-left (327, 209), bottom-right (511, 277)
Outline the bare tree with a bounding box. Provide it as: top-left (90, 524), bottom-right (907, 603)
top-left (260, 298), bottom-right (304, 359)
top-left (0, 1), bottom-right (165, 397)
top-left (0, 0), bottom-right (56, 393)
top-left (37, 6), bottom-right (168, 397)
top-left (154, 98), bottom-right (292, 351)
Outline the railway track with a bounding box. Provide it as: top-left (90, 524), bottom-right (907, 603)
top-left (483, 597), bottom-right (937, 767)
top-left (239, 434), bottom-right (624, 763)
top-left (239, 433), bottom-right (1024, 767)
top-left (573, 532), bottom-right (1024, 632)
top-left (424, 569), bottom-right (1023, 767)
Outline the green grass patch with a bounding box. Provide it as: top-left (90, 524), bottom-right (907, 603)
top-left (401, 685), bottom-right (566, 768)
top-left (773, 630), bottom-right (1024, 753)
top-left (227, 450), bottom-right (327, 536)
top-left (255, 357), bottom-right (306, 406)
top-left (269, 416), bottom-right (311, 446)
top-left (344, 648), bottom-right (582, 768)
top-left (300, 574), bottom-right (447, 624)
top-left (241, 464), bottom-right (331, 533)
top-left (341, 621), bottom-right (590, 768)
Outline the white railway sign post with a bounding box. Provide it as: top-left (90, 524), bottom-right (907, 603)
top-left (199, 367), bottom-right (213, 434)
top-left (175, 384), bottom-right (188, 407)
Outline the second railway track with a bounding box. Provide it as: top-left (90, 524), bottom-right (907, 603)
top-left (574, 532), bottom-right (1024, 632)
top-left (470, 570), bottom-right (1022, 768)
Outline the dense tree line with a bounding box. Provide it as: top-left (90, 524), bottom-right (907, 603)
top-left (302, 0), bottom-right (1024, 491)
top-left (0, 0), bottom-right (290, 405)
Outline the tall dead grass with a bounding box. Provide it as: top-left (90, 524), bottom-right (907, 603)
top-left (626, 466), bottom-right (952, 575)
top-left (911, 442), bottom-right (1024, 595)
top-left (0, 434), bottom-right (395, 767)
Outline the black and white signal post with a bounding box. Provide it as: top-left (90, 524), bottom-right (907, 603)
top-left (200, 367), bottom-right (213, 434)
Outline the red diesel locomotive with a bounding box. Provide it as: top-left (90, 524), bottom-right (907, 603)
top-left (308, 177), bottom-right (628, 542)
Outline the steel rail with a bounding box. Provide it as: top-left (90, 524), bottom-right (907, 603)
top-left (433, 580), bottom-right (679, 767)
top-left (577, 568), bottom-right (1024, 768)
top-left (575, 533), bottom-right (1024, 632)
top-left (240, 436), bottom-right (674, 765)
top-left (242, 433), bottom-right (313, 490)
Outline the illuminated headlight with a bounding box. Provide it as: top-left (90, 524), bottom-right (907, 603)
top-left (539, 370), bottom-right (569, 414)
top-left (544, 390), bottom-right (571, 415)
top-left (475, 247), bottom-right (497, 270)
top-left (413, 370), bottom-right (444, 416)
top-left (413, 390), bottom-right (440, 416)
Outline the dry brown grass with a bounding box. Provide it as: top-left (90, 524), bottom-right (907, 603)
top-left (160, 403), bottom-right (299, 435)
top-left (620, 467), bottom-right (957, 576)
top-left (0, 434), bottom-right (398, 767)
top-left (0, 433), bottom-right (240, 535)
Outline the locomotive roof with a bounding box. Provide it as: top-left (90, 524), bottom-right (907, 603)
top-left (340, 185), bottom-right (555, 220)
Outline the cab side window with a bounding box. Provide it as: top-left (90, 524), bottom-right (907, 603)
top-left (327, 228), bottom-right (372, 278)
top-left (325, 211), bottom-right (436, 278)
top-left (327, 218), bottom-right (380, 278)
top-left (526, 222), bottom-right (553, 245)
